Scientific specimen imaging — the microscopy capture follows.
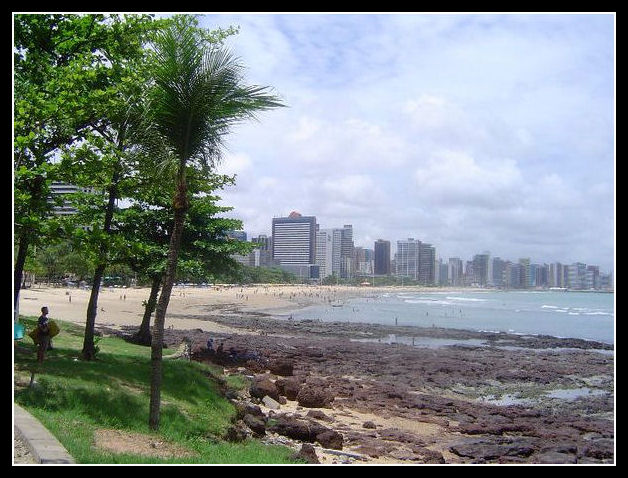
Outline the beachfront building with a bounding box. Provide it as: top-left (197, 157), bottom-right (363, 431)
top-left (519, 258), bottom-right (531, 289)
top-left (472, 253), bottom-right (490, 287)
top-left (491, 257), bottom-right (507, 287)
top-left (272, 211), bottom-right (318, 279)
top-left (354, 247), bottom-right (374, 276)
top-left (251, 235), bottom-right (276, 267)
top-left (418, 242), bottom-right (435, 284)
top-left (315, 229), bottom-right (334, 279)
top-left (549, 262), bottom-right (565, 288)
top-left (340, 225), bottom-right (355, 279)
top-left (374, 239), bottom-right (391, 275)
top-left (567, 262), bottom-right (588, 290)
top-left (448, 257), bottom-right (463, 286)
top-left (395, 238), bottom-right (435, 284)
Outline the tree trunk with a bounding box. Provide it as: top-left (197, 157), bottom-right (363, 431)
top-left (148, 177), bottom-right (188, 431)
top-left (133, 275), bottom-right (161, 346)
top-left (81, 262), bottom-right (105, 360)
top-left (81, 167), bottom-right (120, 360)
top-left (14, 236), bottom-right (29, 316)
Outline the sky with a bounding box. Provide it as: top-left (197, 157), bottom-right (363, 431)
top-left (195, 13), bottom-right (615, 273)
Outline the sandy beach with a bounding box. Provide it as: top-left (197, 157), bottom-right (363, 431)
top-left (15, 284), bottom-right (614, 464)
top-left (17, 283), bottom-right (428, 335)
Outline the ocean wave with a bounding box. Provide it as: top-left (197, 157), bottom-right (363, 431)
top-left (446, 296), bottom-right (488, 302)
top-left (404, 299), bottom-right (452, 305)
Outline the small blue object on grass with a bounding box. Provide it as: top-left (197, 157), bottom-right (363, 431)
top-left (14, 323), bottom-right (25, 340)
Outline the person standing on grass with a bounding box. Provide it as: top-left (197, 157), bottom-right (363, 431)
top-left (36, 306), bottom-right (52, 363)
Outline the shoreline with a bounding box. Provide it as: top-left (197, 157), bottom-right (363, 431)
top-left (16, 284), bottom-right (615, 464)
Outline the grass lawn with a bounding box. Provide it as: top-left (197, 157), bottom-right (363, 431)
top-left (13, 316), bottom-right (299, 464)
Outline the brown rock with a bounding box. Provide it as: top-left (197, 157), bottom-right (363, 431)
top-left (269, 359), bottom-right (294, 376)
top-left (293, 443), bottom-right (320, 464)
top-left (316, 429), bottom-right (343, 450)
top-left (250, 377), bottom-right (280, 401)
top-left (297, 384), bottom-right (334, 408)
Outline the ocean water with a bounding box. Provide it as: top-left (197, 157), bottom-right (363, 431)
top-left (291, 290), bottom-right (615, 345)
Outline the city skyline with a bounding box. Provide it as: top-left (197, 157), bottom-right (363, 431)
top-left (234, 216), bottom-right (613, 277)
top-left (201, 13), bottom-right (614, 273)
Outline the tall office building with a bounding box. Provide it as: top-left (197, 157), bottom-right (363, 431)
top-left (396, 239), bottom-right (420, 280)
top-left (49, 182), bottom-right (97, 216)
top-left (395, 238), bottom-right (435, 284)
top-left (272, 212), bottom-right (317, 266)
top-left (315, 229), bottom-right (333, 278)
top-left (448, 257), bottom-right (463, 286)
top-left (472, 253), bottom-right (490, 286)
top-left (251, 235), bottom-right (275, 267)
top-left (491, 257), bottom-right (507, 287)
top-left (374, 240), bottom-right (391, 275)
top-left (418, 242), bottom-right (435, 284)
top-left (340, 225), bottom-right (354, 279)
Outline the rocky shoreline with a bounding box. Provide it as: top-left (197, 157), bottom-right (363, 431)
top-left (111, 303), bottom-right (614, 464)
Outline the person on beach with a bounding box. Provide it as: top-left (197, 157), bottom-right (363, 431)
top-left (36, 306), bottom-right (52, 363)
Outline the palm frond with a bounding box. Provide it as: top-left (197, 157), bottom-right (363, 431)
top-left (146, 18), bottom-right (285, 171)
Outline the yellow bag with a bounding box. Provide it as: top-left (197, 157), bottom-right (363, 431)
top-left (28, 320), bottom-right (60, 344)
top-left (48, 320), bottom-right (60, 338)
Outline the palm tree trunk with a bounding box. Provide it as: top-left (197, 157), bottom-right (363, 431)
top-left (149, 176), bottom-right (188, 430)
top-left (134, 274), bottom-right (161, 346)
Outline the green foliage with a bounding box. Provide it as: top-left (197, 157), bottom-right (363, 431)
top-left (14, 316), bottom-right (296, 464)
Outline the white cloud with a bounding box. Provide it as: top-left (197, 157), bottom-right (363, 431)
top-left (413, 150), bottom-right (524, 209)
top-left (202, 13), bottom-right (614, 271)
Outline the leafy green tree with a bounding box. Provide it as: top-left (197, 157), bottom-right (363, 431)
top-left (116, 171), bottom-right (253, 345)
top-left (14, 14), bottom-right (117, 312)
top-left (52, 14), bottom-right (166, 360)
top-left (143, 15), bottom-right (283, 430)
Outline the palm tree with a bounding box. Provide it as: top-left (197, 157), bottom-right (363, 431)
top-left (145, 16), bottom-right (283, 430)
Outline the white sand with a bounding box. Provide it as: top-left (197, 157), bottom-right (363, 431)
top-left (16, 284), bottom-right (388, 335)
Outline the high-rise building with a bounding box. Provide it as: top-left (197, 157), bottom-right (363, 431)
top-left (315, 229), bottom-right (333, 278)
top-left (340, 225), bottom-right (354, 279)
top-left (374, 240), bottom-right (391, 275)
top-left (272, 211), bottom-right (317, 267)
top-left (418, 242), bottom-right (435, 284)
top-left (448, 257), bottom-right (463, 286)
top-left (49, 182), bottom-right (98, 216)
top-left (519, 258), bottom-right (531, 289)
top-left (567, 262), bottom-right (587, 290)
top-left (251, 235), bottom-right (275, 267)
top-left (395, 238), bottom-right (435, 284)
top-left (353, 247), bottom-right (373, 275)
top-left (396, 239), bottom-right (420, 280)
top-left (491, 257), bottom-right (506, 287)
top-left (472, 253), bottom-right (490, 286)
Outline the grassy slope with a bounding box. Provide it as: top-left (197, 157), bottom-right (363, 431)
top-left (13, 316), bottom-right (297, 464)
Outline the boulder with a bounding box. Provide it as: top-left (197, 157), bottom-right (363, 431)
top-left (293, 443), bottom-right (320, 464)
top-left (275, 376), bottom-right (302, 401)
top-left (243, 413), bottom-right (266, 437)
top-left (262, 395), bottom-right (281, 410)
top-left (268, 416), bottom-right (315, 442)
top-left (250, 377), bottom-right (280, 401)
top-left (307, 409), bottom-right (333, 422)
top-left (268, 359), bottom-right (294, 376)
top-left (296, 384), bottom-right (334, 408)
top-left (316, 429), bottom-right (343, 450)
